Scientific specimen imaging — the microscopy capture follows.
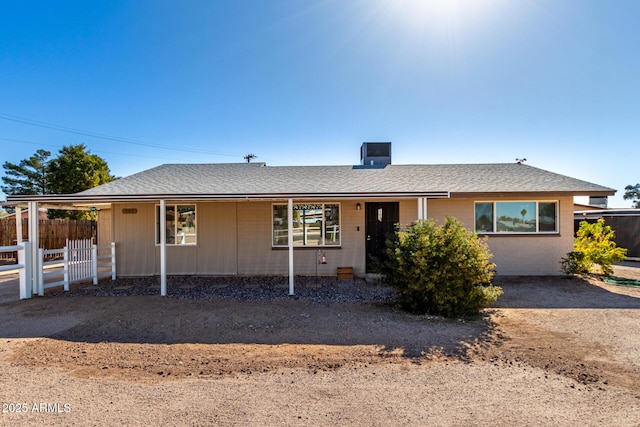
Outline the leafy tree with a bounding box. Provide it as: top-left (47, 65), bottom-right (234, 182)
top-left (48, 144), bottom-right (115, 194)
top-left (624, 184), bottom-right (640, 208)
top-left (47, 144), bottom-right (116, 219)
top-left (1, 149), bottom-right (51, 196)
top-left (561, 219), bottom-right (627, 276)
top-left (378, 217), bottom-right (502, 318)
top-left (1, 145), bottom-right (115, 219)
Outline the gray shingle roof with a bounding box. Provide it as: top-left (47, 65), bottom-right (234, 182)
top-left (5, 162), bottom-right (615, 205)
top-left (72, 162), bottom-right (614, 199)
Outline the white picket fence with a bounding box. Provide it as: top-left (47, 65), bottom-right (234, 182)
top-left (0, 242), bottom-right (32, 299)
top-left (37, 239), bottom-right (116, 294)
top-left (1, 240), bottom-right (116, 299)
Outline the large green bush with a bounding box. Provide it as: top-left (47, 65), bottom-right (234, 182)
top-left (378, 217), bottom-right (501, 318)
top-left (561, 219), bottom-right (627, 276)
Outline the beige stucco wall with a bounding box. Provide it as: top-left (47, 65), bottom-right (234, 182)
top-left (426, 196), bottom-right (574, 275)
top-left (111, 196), bottom-right (573, 278)
top-left (237, 200), bottom-right (366, 276)
top-left (113, 203), bottom-right (157, 276)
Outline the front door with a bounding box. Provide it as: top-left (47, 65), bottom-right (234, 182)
top-left (365, 202), bottom-right (399, 273)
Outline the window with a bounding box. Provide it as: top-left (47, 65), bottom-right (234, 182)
top-left (156, 204), bottom-right (196, 245)
top-left (474, 201), bottom-right (558, 234)
top-left (272, 203), bottom-right (341, 247)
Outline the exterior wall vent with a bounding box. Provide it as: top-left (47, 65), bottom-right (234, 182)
top-left (360, 142), bottom-right (391, 166)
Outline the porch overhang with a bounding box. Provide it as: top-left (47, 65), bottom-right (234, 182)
top-left (5, 191), bottom-right (452, 209)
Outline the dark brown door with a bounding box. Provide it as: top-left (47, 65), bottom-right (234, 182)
top-left (365, 202), bottom-right (399, 273)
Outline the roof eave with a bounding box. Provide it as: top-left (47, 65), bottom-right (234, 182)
top-left (450, 189), bottom-right (616, 198)
top-left (5, 191), bottom-right (452, 206)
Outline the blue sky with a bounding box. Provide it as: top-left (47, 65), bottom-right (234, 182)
top-left (1, 0), bottom-right (638, 207)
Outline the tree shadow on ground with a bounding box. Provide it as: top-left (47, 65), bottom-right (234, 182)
top-left (1, 290), bottom-right (490, 361)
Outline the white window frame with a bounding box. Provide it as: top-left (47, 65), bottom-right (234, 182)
top-left (155, 204), bottom-right (197, 246)
top-left (474, 200), bottom-right (559, 234)
top-left (272, 202), bottom-right (341, 247)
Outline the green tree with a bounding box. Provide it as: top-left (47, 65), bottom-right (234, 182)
top-left (48, 144), bottom-right (115, 194)
top-left (47, 144), bottom-right (116, 219)
top-left (564, 219), bottom-right (627, 276)
top-left (624, 184), bottom-right (640, 208)
top-left (2, 145), bottom-right (115, 219)
top-left (378, 217), bottom-right (502, 318)
top-left (1, 149), bottom-right (51, 196)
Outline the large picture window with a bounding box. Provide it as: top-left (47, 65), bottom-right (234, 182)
top-left (156, 204), bottom-right (197, 245)
top-left (273, 203), bottom-right (340, 247)
top-left (474, 201), bottom-right (558, 234)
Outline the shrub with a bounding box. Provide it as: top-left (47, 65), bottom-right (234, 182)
top-left (378, 217), bottom-right (501, 318)
top-left (566, 219), bottom-right (627, 276)
top-left (559, 251), bottom-right (590, 275)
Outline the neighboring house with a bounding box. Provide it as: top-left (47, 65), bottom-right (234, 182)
top-left (0, 207), bottom-right (48, 220)
top-left (6, 143), bottom-right (615, 292)
top-left (574, 208), bottom-right (640, 259)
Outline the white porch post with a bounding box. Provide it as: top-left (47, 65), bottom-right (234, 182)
top-left (417, 197), bottom-right (428, 220)
top-left (28, 201), bottom-right (41, 296)
top-left (288, 198), bottom-right (294, 295)
top-left (15, 206), bottom-right (23, 243)
top-left (18, 242), bottom-right (31, 299)
top-left (160, 199), bottom-right (167, 296)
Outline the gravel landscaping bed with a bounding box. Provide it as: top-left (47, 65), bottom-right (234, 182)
top-left (46, 275), bottom-right (398, 303)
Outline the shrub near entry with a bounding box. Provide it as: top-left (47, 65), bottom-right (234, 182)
top-left (378, 217), bottom-right (502, 318)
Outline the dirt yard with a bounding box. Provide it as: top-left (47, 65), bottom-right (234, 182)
top-left (1, 265), bottom-right (639, 426)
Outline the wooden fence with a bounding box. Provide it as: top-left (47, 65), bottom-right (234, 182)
top-left (0, 219), bottom-right (96, 260)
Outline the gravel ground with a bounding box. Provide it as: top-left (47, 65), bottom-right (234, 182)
top-left (45, 275), bottom-right (398, 303)
top-left (0, 264), bottom-right (639, 426)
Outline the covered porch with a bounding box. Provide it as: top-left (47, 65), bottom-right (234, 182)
top-left (5, 194), bottom-right (444, 298)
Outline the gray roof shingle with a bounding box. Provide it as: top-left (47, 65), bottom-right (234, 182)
top-left (73, 162), bottom-right (614, 198)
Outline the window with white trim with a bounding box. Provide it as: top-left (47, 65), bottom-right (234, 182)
top-left (156, 204), bottom-right (197, 245)
top-left (474, 201), bottom-right (558, 233)
top-left (273, 203), bottom-right (341, 247)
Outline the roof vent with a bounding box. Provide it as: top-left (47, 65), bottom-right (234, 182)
top-left (589, 196), bottom-right (608, 208)
top-left (361, 142), bottom-right (391, 166)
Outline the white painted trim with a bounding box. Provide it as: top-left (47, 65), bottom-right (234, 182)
top-left (474, 200), bottom-right (560, 234)
top-left (15, 206), bottom-right (22, 243)
top-left (288, 198), bottom-right (294, 295)
top-left (160, 199), bottom-right (167, 296)
top-left (154, 203), bottom-right (198, 246)
top-left (28, 202), bottom-right (41, 296)
top-left (271, 202), bottom-right (342, 248)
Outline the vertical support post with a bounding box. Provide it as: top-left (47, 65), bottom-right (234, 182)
top-left (92, 244), bottom-right (98, 285)
top-left (19, 242), bottom-right (31, 299)
top-left (417, 197), bottom-right (423, 220)
top-left (37, 247), bottom-right (44, 296)
top-left (15, 206), bottom-right (23, 243)
top-left (63, 246), bottom-right (69, 291)
top-left (423, 198), bottom-right (428, 220)
top-left (28, 201), bottom-right (40, 295)
top-left (288, 198), bottom-right (294, 296)
top-left (160, 199), bottom-right (167, 296)
top-left (111, 242), bottom-right (116, 280)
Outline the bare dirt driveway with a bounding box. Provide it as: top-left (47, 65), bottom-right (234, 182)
top-left (0, 265), bottom-right (639, 426)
